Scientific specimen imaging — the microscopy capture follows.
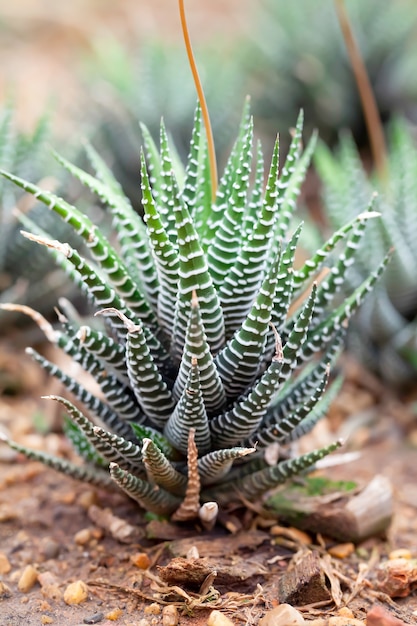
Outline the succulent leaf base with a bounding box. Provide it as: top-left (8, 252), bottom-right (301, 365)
top-left (0, 105), bottom-right (388, 524)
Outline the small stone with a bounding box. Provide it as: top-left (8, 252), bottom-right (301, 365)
top-left (0, 581), bottom-right (11, 599)
top-left (131, 552), bottom-right (151, 569)
top-left (56, 491), bottom-right (76, 505)
top-left (75, 528), bottom-right (93, 546)
top-left (367, 604), bottom-right (410, 626)
top-left (41, 584), bottom-right (62, 602)
top-left (308, 618), bottom-right (365, 626)
top-left (83, 612), bottom-right (104, 624)
top-left (41, 616), bottom-right (54, 625)
top-left (136, 620), bottom-right (150, 626)
top-left (337, 607), bottom-right (355, 618)
top-left (0, 552), bottom-right (11, 574)
top-left (0, 504), bottom-right (17, 522)
top-left (18, 564), bottom-right (38, 592)
top-left (144, 603), bottom-right (161, 615)
top-left (41, 539), bottom-right (61, 560)
top-left (305, 615), bottom-right (366, 626)
top-left (63, 580), bottom-right (89, 605)
top-left (388, 549), bottom-right (412, 560)
top-left (105, 608), bottom-right (123, 621)
top-left (259, 604), bottom-right (305, 626)
top-left (39, 600), bottom-right (52, 611)
top-left (162, 605), bottom-right (179, 626)
top-left (38, 571), bottom-right (62, 602)
top-left (328, 618), bottom-right (365, 625)
top-left (207, 610), bottom-right (236, 626)
top-left (328, 542), bottom-right (355, 559)
top-left (78, 490), bottom-right (98, 509)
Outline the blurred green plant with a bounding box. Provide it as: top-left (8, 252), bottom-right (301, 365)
top-left (0, 105), bottom-right (84, 332)
top-left (316, 118), bottom-right (417, 387)
top-left (82, 39), bottom-right (244, 208)
top-left (245, 0), bottom-right (417, 147)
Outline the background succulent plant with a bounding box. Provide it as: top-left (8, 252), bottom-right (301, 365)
top-left (0, 104), bottom-right (388, 522)
top-left (0, 105), bottom-right (83, 332)
top-left (315, 118), bottom-right (417, 388)
top-left (245, 0), bottom-right (417, 148)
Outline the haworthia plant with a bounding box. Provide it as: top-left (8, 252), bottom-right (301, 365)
top-left (0, 105), bottom-right (81, 329)
top-left (316, 117), bottom-right (417, 387)
top-left (0, 105), bottom-right (388, 522)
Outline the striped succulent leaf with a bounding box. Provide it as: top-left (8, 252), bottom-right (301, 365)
top-left (0, 105), bottom-right (387, 523)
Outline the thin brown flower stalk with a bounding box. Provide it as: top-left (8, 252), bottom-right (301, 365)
top-left (178, 0), bottom-right (218, 202)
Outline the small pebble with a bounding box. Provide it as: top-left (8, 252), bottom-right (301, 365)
top-left (259, 604), bottom-right (305, 626)
top-left (136, 620), bottom-right (150, 626)
top-left (144, 603), bottom-right (161, 615)
top-left (105, 608), bottom-right (123, 621)
top-left (38, 571), bottom-right (62, 602)
top-left (0, 552), bottom-right (11, 574)
top-left (39, 600), bottom-right (52, 611)
top-left (0, 581), bottom-right (11, 598)
top-left (337, 607), bottom-right (355, 618)
top-left (307, 618), bottom-right (365, 625)
top-left (56, 491), bottom-right (76, 505)
top-left (75, 528), bottom-right (93, 546)
top-left (366, 604), bottom-right (409, 626)
top-left (64, 580), bottom-right (89, 605)
top-left (162, 605), bottom-right (179, 626)
top-left (41, 539), bottom-right (61, 560)
top-left (131, 552), bottom-right (151, 569)
top-left (328, 542), bottom-right (355, 559)
top-left (18, 564), bottom-right (38, 592)
top-left (41, 616), bottom-right (54, 625)
top-left (83, 612), bottom-right (104, 624)
top-left (78, 490), bottom-right (98, 509)
top-left (388, 549), bottom-right (412, 560)
top-left (207, 610), bottom-right (236, 626)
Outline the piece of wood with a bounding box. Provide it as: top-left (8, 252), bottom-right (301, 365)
top-left (168, 530), bottom-right (270, 558)
top-left (158, 555), bottom-right (267, 590)
top-left (278, 550), bottom-right (332, 606)
top-left (267, 475), bottom-right (393, 542)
